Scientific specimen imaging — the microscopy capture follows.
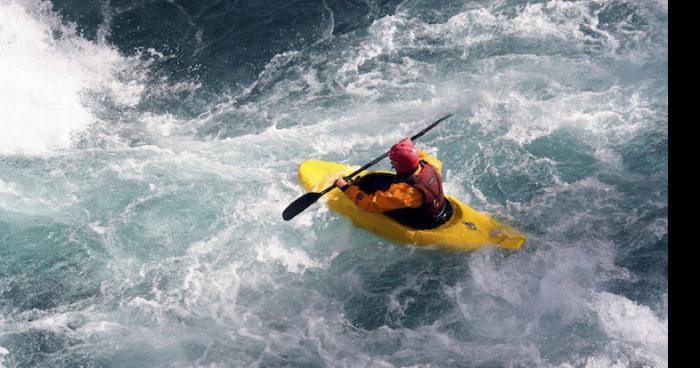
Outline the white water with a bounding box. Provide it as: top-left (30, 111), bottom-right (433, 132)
top-left (0, 0), bottom-right (143, 155)
top-left (0, 0), bottom-right (667, 366)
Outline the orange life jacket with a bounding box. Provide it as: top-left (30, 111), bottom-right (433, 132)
top-left (342, 160), bottom-right (446, 216)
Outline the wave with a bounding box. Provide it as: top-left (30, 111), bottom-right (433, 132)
top-left (0, 0), bottom-right (667, 366)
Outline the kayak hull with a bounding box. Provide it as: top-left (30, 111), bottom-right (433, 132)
top-left (298, 160), bottom-right (526, 251)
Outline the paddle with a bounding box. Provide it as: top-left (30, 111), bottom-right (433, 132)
top-left (282, 113), bottom-right (454, 221)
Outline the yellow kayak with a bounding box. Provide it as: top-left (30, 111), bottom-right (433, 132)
top-left (298, 160), bottom-right (526, 251)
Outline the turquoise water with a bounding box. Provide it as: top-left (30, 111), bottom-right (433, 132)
top-left (0, 0), bottom-right (667, 366)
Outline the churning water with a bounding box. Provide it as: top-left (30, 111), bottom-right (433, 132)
top-left (0, 0), bottom-right (667, 366)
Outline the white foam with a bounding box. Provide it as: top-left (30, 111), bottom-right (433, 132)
top-left (255, 237), bottom-right (335, 273)
top-left (0, 0), bottom-right (142, 155)
top-left (89, 221), bottom-right (109, 234)
top-left (557, 355), bottom-right (630, 368)
top-left (26, 312), bottom-right (72, 333)
top-left (0, 180), bottom-right (18, 195)
top-left (0, 346), bottom-right (8, 368)
top-left (511, 1), bottom-right (589, 39)
top-left (142, 112), bottom-right (178, 137)
top-left (0, 2), bottom-right (667, 366)
top-left (81, 321), bottom-right (123, 335)
top-left (648, 217), bottom-right (668, 240)
top-left (339, 15), bottom-right (402, 75)
top-left (594, 291), bottom-right (667, 367)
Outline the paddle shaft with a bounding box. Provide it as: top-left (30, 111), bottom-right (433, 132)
top-left (282, 113), bottom-right (453, 220)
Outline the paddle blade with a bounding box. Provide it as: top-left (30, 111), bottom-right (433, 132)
top-left (282, 192), bottom-right (322, 221)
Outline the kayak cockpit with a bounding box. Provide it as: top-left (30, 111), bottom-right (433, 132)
top-left (352, 172), bottom-right (453, 230)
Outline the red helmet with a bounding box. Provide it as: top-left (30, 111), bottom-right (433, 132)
top-left (389, 140), bottom-right (419, 173)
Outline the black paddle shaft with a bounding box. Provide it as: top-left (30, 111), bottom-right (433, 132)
top-left (282, 113), bottom-right (454, 221)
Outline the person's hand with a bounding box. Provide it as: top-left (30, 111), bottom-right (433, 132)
top-left (334, 177), bottom-right (347, 188)
top-left (399, 137), bottom-right (412, 145)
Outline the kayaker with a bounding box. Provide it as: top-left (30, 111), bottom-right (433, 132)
top-left (333, 138), bottom-right (453, 229)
